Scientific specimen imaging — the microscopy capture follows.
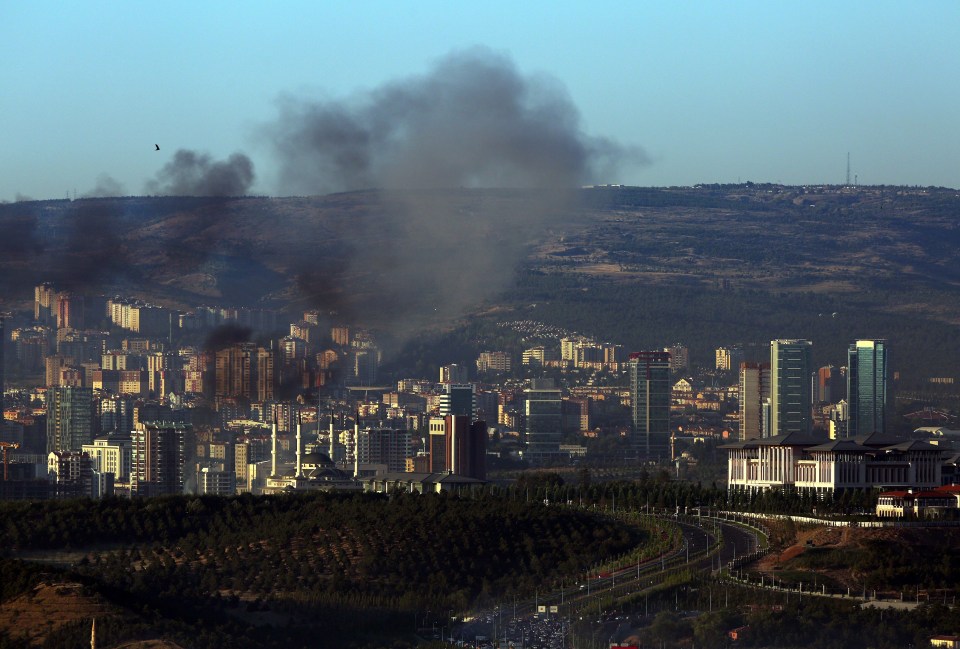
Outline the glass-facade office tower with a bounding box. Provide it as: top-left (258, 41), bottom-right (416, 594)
top-left (629, 351), bottom-right (672, 460)
top-left (46, 386), bottom-right (94, 452)
top-left (438, 383), bottom-right (475, 419)
top-left (847, 339), bottom-right (889, 437)
top-left (770, 339), bottom-right (812, 436)
top-left (523, 379), bottom-right (562, 463)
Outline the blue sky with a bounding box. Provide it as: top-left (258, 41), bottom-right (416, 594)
top-left (2, 1), bottom-right (958, 201)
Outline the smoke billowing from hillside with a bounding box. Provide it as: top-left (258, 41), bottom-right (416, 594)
top-left (83, 174), bottom-right (126, 198)
top-left (267, 48), bottom-right (647, 342)
top-left (145, 150), bottom-right (255, 196)
top-left (267, 48), bottom-right (645, 195)
top-left (0, 51), bottom-right (646, 350)
top-left (59, 200), bottom-right (135, 290)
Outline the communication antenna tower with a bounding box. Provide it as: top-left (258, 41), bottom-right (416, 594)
top-left (846, 152), bottom-right (851, 186)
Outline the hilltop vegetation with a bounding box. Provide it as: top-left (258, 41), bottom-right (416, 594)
top-left (0, 492), bottom-right (651, 648)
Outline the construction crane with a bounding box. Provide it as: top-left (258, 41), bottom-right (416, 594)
top-left (0, 442), bottom-right (19, 481)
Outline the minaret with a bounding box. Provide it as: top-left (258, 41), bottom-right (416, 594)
top-left (270, 413), bottom-right (278, 478)
top-left (353, 409), bottom-right (360, 478)
top-left (328, 408), bottom-right (335, 461)
top-left (295, 413), bottom-right (303, 479)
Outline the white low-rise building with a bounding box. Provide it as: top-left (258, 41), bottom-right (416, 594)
top-left (82, 434), bottom-right (132, 482)
top-left (725, 432), bottom-right (944, 495)
top-left (875, 489), bottom-right (955, 518)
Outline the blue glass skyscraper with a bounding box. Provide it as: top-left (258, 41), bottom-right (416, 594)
top-left (629, 351), bottom-right (672, 460)
top-left (770, 339), bottom-right (813, 436)
top-left (847, 339), bottom-right (889, 437)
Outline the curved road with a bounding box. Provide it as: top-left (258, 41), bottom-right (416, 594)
top-left (453, 515), bottom-right (764, 647)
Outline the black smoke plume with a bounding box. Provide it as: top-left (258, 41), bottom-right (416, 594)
top-left (265, 48), bottom-right (648, 340)
top-left (203, 323), bottom-right (252, 352)
top-left (58, 199), bottom-right (134, 290)
top-left (146, 150), bottom-right (255, 196)
top-left (0, 213), bottom-right (42, 258)
top-left (267, 47), bottom-right (645, 195)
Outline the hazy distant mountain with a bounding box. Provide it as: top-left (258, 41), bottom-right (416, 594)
top-left (3, 185), bottom-right (960, 381)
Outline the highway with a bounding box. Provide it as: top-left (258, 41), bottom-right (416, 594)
top-left (450, 513), bottom-right (766, 648)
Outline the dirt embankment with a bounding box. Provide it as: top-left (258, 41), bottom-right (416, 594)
top-left (0, 581), bottom-right (109, 646)
top-left (0, 580), bottom-right (184, 649)
top-left (752, 522), bottom-right (960, 593)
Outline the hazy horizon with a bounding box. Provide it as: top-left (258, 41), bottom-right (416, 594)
top-left (3, 2), bottom-right (959, 202)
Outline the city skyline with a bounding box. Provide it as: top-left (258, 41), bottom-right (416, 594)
top-left (3, 2), bottom-right (960, 202)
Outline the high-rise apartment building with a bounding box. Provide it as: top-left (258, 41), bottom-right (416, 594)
top-left (560, 337), bottom-right (585, 363)
top-left (523, 379), bottom-right (562, 463)
top-left (739, 362), bottom-right (770, 440)
top-left (816, 365), bottom-right (845, 404)
top-left (522, 347), bottom-right (549, 367)
top-left (770, 339), bottom-right (813, 436)
top-left (428, 417), bottom-right (448, 473)
top-left (46, 386), bottom-right (93, 453)
top-left (255, 347), bottom-right (275, 402)
top-left (847, 339), bottom-right (890, 437)
top-left (35, 283), bottom-right (57, 325)
top-left (427, 414), bottom-right (486, 479)
top-left (355, 428), bottom-right (411, 472)
top-left (575, 342), bottom-right (604, 368)
top-left (199, 467), bottom-right (236, 495)
top-left (331, 326), bottom-right (350, 346)
top-left (97, 395), bottom-right (135, 436)
top-left (131, 422), bottom-right (192, 497)
top-left (716, 347), bottom-right (744, 371)
top-left (629, 352), bottom-right (672, 460)
top-left (279, 336), bottom-right (306, 365)
top-left (56, 293), bottom-right (84, 330)
top-left (604, 343), bottom-right (627, 367)
top-left (350, 347), bottom-right (379, 386)
top-left (12, 325), bottom-right (51, 373)
top-left (476, 351), bottom-right (512, 374)
top-left (215, 343), bottom-right (275, 402)
top-left (439, 364), bottom-right (469, 384)
top-left (829, 400), bottom-right (849, 440)
top-left (565, 397), bottom-right (592, 433)
top-left (82, 435), bottom-right (133, 482)
top-left (47, 450), bottom-right (94, 498)
top-left (664, 344), bottom-right (689, 373)
top-left (235, 437), bottom-right (271, 490)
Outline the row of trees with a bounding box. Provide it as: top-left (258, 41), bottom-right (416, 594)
top-left (1, 491), bottom-right (659, 648)
top-left (497, 471), bottom-right (883, 517)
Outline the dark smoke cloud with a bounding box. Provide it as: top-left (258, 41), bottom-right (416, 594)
top-left (203, 323), bottom-right (252, 352)
top-left (265, 48), bottom-right (648, 343)
top-left (58, 200), bottom-right (135, 290)
top-left (267, 47), bottom-right (647, 195)
top-left (145, 149), bottom-right (255, 196)
top-left (0, 213), bottom-right (42, 257)
top-left (83, 173), bottom-right (126, 198)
